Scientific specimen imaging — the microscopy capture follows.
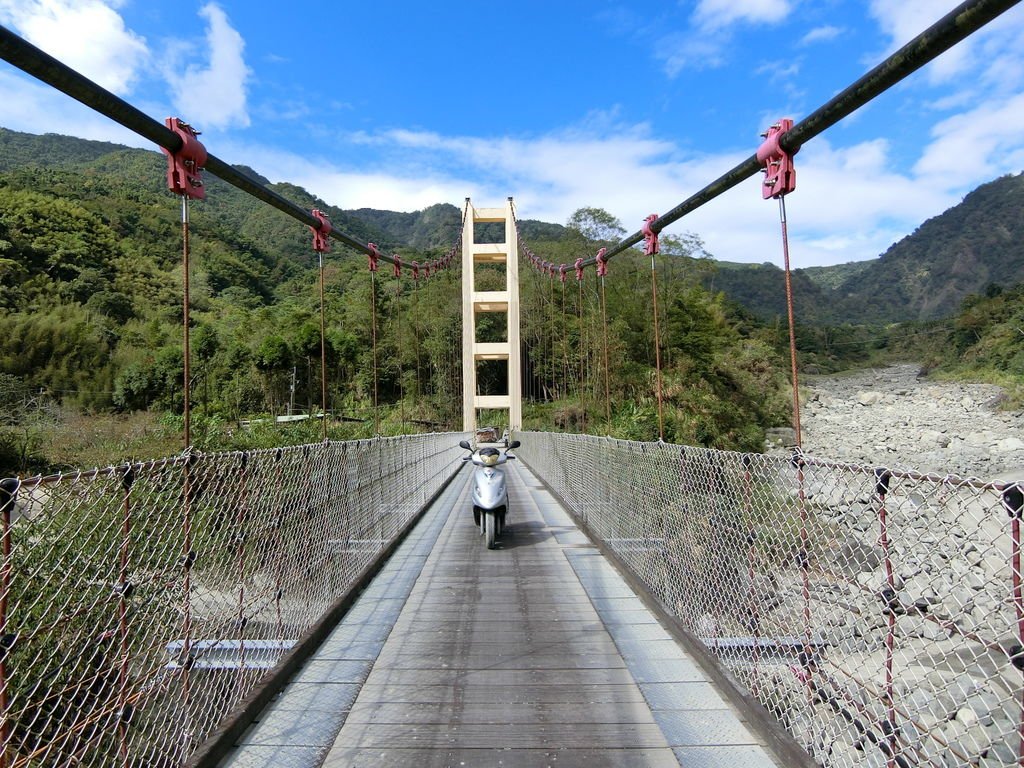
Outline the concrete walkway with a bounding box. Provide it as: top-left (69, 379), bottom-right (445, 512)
top-left (220, 460), bottom-right (779, 768)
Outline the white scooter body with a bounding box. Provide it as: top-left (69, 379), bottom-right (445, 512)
top-left (470, 462), bottom-right (509, 511)
top-left (460, 439), bottom-right (520, 549)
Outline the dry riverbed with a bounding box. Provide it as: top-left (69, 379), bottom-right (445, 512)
top-left (798, 363), bottom-right (1023, 481)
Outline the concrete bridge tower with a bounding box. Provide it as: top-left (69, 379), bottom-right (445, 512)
top-left (461, 197), bottom-right (521, 434)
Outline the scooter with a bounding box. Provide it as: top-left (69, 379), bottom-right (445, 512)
top-left (459, 439), bottom-right (521, 549)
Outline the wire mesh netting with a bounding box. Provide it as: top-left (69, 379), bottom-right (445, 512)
top-left (0, 433), bottom-right (466, 767)
top-left (517, 431), bottom-right (1024, 768)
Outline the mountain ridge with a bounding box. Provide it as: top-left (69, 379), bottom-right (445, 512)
top-left (2, 127), bottom-right (1022, 324)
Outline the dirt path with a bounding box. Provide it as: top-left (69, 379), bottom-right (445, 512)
top-left (799, 363), bottom-right (1024, 480)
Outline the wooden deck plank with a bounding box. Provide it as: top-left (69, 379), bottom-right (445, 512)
top-left (322, 463), bottom-right (679, 763)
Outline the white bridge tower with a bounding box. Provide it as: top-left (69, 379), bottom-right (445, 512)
top-left (461, 197), bottom-right (521, 434)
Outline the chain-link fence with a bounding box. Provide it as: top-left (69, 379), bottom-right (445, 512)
top-left (0, 433), bottom-right (466, 767)
top-left (517, 431), bottom-right (1024, 768)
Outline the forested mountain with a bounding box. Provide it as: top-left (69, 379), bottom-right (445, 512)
top-left (0, 127), bottom-right (791, 473)
top-left (716, 173), bottom-right (1024, 323)
top-left (835, 173), bottom-right (1024, 321)
top-left (3, 123), bottom-right (1019, 477)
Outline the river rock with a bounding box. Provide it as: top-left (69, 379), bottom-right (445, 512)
top-left (802, 364), bottom-right (1019, 478)
top-left (994, 437), bottom-right (1024, 452)
top-left (857, 391), bottom-right (883, 406)
top-left (956, 706), bottom-right (979, 727)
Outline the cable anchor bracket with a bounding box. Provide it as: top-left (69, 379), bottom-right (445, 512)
top-left (310, 209), bottom-right (332, 253)
top-left (757, 118), bottom-right (798, 199)
top-left (163, 117), bottom-right (207, 199)
top-left (642, 214), bottom-right (660, 256)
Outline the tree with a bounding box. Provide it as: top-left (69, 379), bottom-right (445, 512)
top-left (566, 207), bottom-right (625, 242)
top-left (255, 335), bottom-right (292, 415)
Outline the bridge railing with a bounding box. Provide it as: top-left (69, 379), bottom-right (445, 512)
top-left (517, 431), bottom-right (1024, 768)
top-left (0, 432), bottom-right (466, 767)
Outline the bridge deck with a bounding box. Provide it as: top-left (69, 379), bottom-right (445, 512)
top-left (220, 461), bottom-right (780, 767)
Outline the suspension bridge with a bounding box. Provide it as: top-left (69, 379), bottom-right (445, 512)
top-left (0, 1), bottom-right (1023, 766)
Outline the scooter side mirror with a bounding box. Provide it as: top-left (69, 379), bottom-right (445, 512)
top-left (459, 440), bottom-right (471, 450)
top-left (508, 440), bottom-right (521, 449)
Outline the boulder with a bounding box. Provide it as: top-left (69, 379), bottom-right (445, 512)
top-left (857, 391), bottom-right (883, 406)
top-left (955, 706), bottom-right (979, 727)
top-left (994, 437), bottom-right (1024, 452)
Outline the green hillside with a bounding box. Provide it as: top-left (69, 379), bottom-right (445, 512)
top-left (837, 173), bottom-right (1024, 322)
top-left (714, 173), bottom-right (1024, 324)
top-left (0, 127), bottom-right (792, 473)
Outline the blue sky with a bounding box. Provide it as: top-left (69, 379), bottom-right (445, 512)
top-left (1, 1), bottom-right (1023, 266)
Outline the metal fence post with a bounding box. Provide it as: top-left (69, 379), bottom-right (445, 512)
top-left (0, 478), bottom-right (17, 768)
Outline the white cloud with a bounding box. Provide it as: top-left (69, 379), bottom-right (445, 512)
top-left (1, 0), bottom-right (1020, 272)
top-left (165, 3), bottom-right (251, 130)
top-left (658, 0), bottom-right (792, 75)
top-left (914, 92), bottom-right (1024, 183)
top-left (223, 121), bottom-right (974, 268)
top-left (755, 60), bottom-right (800, 81)
top-left (800, 25), bottom-right (843, 45)
top-left (0, 68), bottom-right (152, 146)
top-left (868, 0), bottom-right (1024, 92)
top-left (656, 32), bottom-right (726, 77)
top-left (0, 0), bottom-right (147, 94)
top-left (668, 138), bottom-right (956, 267)
top-left (693, 0), bottom-right (791, 32)
top-left (867, 0), bottom-right (974, 82)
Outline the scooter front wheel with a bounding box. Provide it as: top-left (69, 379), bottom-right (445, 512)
top-left (484, 511), bottom-right (496, 549)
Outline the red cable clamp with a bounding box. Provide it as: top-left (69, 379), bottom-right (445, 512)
top-left (574, 258), bottom-right (584, 281)
top-left (595, 247), bottom-right (608, 277)
top-left (367, 243), bottom-right (380, 272)
top-left (423, 261), bottom-right (432, 278)
top-left (163, 117), bottom-right (207, 199)
top-left (756, 118), bottom-right (797, 199)
top-left (642, 214), bottom-right (660, 256)
top-left (411, 261), bottom-right (420, 281)
top-left (393, 254), bottom-right (402, 278)
top-left (559, 264), bottom-right (567, 284)
top-left (310, 209), bottom-right (332, 253)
